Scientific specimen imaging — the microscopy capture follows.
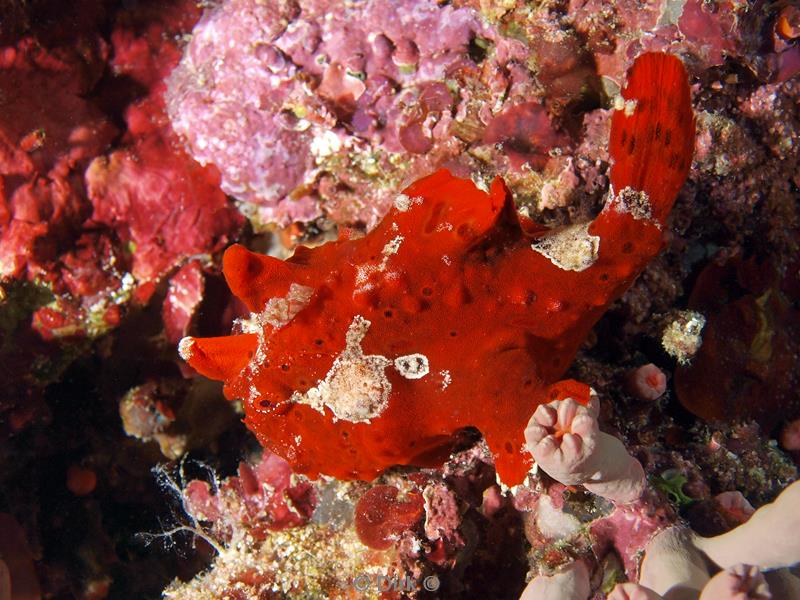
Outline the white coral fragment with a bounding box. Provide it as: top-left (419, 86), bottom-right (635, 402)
top-left (531, 223), bottom-right (600, 272)
top-left (662, 310), bottom-right (706, 365)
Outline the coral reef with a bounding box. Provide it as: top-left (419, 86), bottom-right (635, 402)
top-left (1, 0), bottom-right (799, 598)
top-left (164, 0), bottom-right (569, 228)
top-left (674, 256), bottom-right (800, 430)
top-left (607, 481), bottom-right (800, 599)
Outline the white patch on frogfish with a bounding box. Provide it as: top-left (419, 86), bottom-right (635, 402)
top-left (354, 236), bottom-right (404, 294)
top-left (439, 369), bottom-right (452, 390)
top-left (530, 223), bottom-right (600, 272)
top-left (178, 336), bottom-right (195, 361)
top-left (237, 283), bottom-right (314, 334)
top-left (393, 353), bottom-right (430, 380)
top-left (290, 315), bottom-right (392, 423)
top-left (393, 194), bottom-right (423, 212)
top-left (240, 283), bottom-right (315, 404)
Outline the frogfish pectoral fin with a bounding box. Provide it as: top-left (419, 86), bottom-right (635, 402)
top-left (179, 333), bottom-right (258, 382)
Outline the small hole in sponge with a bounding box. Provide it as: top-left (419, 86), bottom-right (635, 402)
top-left (504, 442), bottom-right (514, 454)
top-left (422, 286), bottom-right (433, 297)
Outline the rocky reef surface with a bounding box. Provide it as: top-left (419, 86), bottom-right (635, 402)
top-left (0, 0), bottom-right (798, 598)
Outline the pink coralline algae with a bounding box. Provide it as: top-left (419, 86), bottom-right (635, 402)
top-left (183, 452), bottom-right (316, 542)
top-left (85, 107), bottom-right (241, 296)
top-left (354, 484), bottom-right (424, 550)
top-left (0, 0), bottom-right (248, 448)
top-left (0, 39), bottom-right (116, 281)
top-left (86, 3), bottom-right (244, 302)
top-left (1, 1), bottom-right (242, 340)
top-left (567, 0), bottom-right (787, 85)
top-left (165, 0), bottom-right (563, 227)
top-left (162, 260), bottom-right (207, 346)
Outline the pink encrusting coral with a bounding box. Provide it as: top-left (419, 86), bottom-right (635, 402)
top-left (164, 0), bottom-right (566, 227)
top-left (183, 451), bottom-right (317, 542)
top-left (85, 105), bottom-right (242, 294)
top-left (86, 2), bottom-right (244, 301)
top-left (0, 0), bottom-right (242, 343)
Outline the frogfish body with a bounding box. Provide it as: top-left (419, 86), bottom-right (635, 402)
top-left (181, 53), bottom-right (695, 485)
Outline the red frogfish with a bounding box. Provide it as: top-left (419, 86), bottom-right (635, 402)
top-left (180, 53), bottom-right (695, 485)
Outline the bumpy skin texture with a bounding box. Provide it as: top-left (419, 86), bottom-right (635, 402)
top-left (181, 53), bottom-right (694, 484)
